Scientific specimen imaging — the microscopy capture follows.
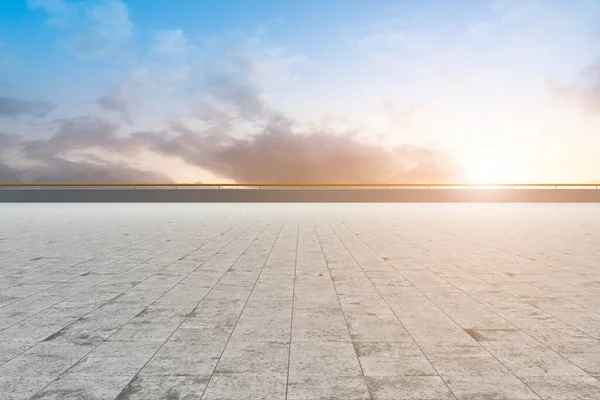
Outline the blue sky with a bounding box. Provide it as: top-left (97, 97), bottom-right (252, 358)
top-left (1, 0), bottom-right (600, 183)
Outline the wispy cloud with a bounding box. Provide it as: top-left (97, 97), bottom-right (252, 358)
top-left (551, 57), bottom-right (600, 115)
top-left (28, 0), bottom-right (133, 60)
top-left (27, 0), bottom-right (71, 26)
top-left (0, 97), bottom-right (57, 118)
top-left (95, 83), bottom-right (139, 122)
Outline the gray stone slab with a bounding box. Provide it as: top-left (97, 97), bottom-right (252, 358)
top-left (443, 376), bottom-right (541, 399)
top-left (0, 377), bottom-right (52, 400)
top-left (2, 203), bottom-right (600, 399)
top-left (139, 340), bottom-right (224, 376)
top-left (521, 376), bottom-right (600, 400)
top-left (215, 341), bottom-right (289, 376)
top-left (365, 376), bottom-right (455, 399)
top-left (287, 376), bottom-right (370, 400)
top-left (31, 376), bottom-right (132, 400)
top-left (202, 374), bottom-right (287, 400)
top-left (114, 375), bottom-right (209, 399)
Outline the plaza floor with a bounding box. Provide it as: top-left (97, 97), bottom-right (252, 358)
top-left (1, 203), bottom-right (600, 399)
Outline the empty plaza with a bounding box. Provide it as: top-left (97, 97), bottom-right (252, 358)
top-left (1, 203), bottom-right (600, 399)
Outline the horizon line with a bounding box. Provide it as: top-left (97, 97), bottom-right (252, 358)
top-left (1, 183), bottom-right (599, 188)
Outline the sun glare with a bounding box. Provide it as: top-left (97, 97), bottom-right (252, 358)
top-left (467, 159), bottom-right (523, 184)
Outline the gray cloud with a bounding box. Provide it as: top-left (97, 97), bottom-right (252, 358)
top-left (95, 85), bottom-right (137, 122)
top-left (0, 132), bottom-right (21, 148)
top-left (134, 118), bottom-right (462, 183)
top-left (22, 117), bottom-right (141, 157)
top-left (0, 161), bottom-right (22, 182)
top-left (0, 117), bottom-right (169, 184)
top-left (0, 97), bottom-right (57, 118)
top-left (0, 156), bottom-right (170, 184)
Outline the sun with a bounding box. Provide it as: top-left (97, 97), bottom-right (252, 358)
top-left (467, 159), bottom-right (523, 184)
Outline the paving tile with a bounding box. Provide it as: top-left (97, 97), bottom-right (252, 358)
top-left (215, 341), bottom-right (289, 375)
top-left (346, 315), bottom-right (412, 341)
top-left (0, 377), bottom-right (53, 400)
top-left (443, 376), bottom-right (541, 399)
top-left (360, 354), bottom-right (438, 377)
top-left (63, 341), bottom-right (161, 377)
top-left (287, 376), bottom-right (370, 400)
top-left (229, 307), bottom-right (292, 342)
top-left (109, 321), bottom-right (180, 342)
top-left (0, 341), bottom-right (36, 364)
top-left (0, 341), bottom-right (97, 379)
top-left (521, 376), bottom-right (600, 400)
top-left (290, 341), bottom-right (362, 377)
top-left (115, 375), bottom-right (209, 399)
top-left (202, 374), bottom-right (287, 400)
top-left (31, 375), bottom-right (132, 400)
top-left (354, 340), bottom-right (424, 358)
top-left (292, 308), bottom-right (349, 342)
top-left (365, 376), bottom-right (455, 399)
top-left (428, 354), bottom-right (513, 378)
top-left (169, 326), bottom-right (233, 343)
top-left (483, 343), bottom-right (590, 377)
top-left (139, 340), bottom-right (223, 376)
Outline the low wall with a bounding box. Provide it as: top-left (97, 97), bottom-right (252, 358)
top-left (1, 188), bottom-right (600, 202)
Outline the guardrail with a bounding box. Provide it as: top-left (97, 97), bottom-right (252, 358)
top-left (0, 183), bottom-right (599, 189)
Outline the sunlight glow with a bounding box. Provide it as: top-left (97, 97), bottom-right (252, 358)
top-left (467, 158), bottom-right (524, 184)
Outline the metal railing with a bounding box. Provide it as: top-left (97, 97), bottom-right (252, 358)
top-left (0, 183), bottom-right (599, 189)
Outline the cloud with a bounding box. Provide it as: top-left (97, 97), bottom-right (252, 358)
top-left (382, 101), bottom-right (421, 130)
top-left (467, 22), bottom-right (491, 38)
top-left (131, 53), bottom-right (464, 183)
top-left (135, 119), bottom-right (462, 184)
top-left (0, 132), bottom-right (21, 147)
top-left (29, 0), bottom-right (133, 60)
top-left (359, 29), bottom-right (417, 50)
top-left (551, 57), bottom-right (600, 114)
top-left (2, 24), bottom-right (463, 184)
top-left (0, 157), bottom-right (170, 184)
top-left (0, 97), bottom-right (57, 118)
top-left (22, 117), bottom-right (141, 157)
top-left (0, 117), bottom-right (168, 184)
top-left (95, 84), bottom-right (139, 122)
top-left (27, 0), bottom-right (71, 25)
top-left (151, 29), bottom-right (189, 56)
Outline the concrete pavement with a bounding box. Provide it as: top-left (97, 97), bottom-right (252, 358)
top-left (1, 203), bottom-right (600, 399)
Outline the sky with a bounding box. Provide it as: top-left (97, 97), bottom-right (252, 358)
top-left (1, 0), bottom-right (600, 184)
